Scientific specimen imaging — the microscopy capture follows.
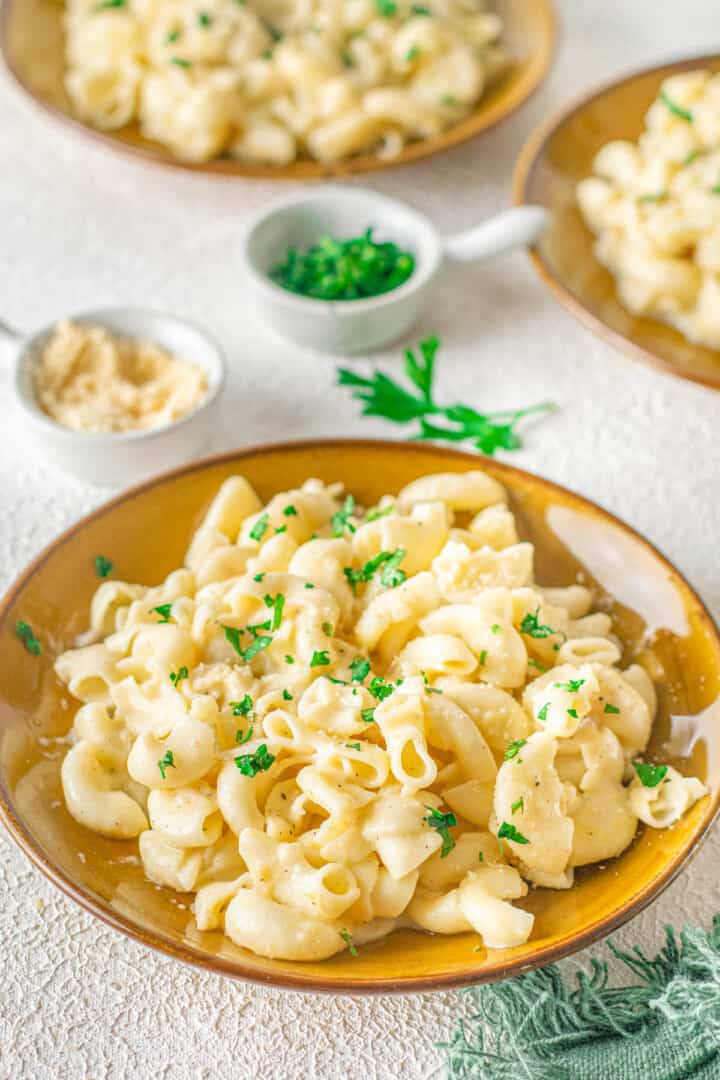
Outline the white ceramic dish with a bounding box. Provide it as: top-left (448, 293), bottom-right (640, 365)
top-left (0, 308), bottom-right (226, 487)
top-left (241, 187), bottom-right (550, 354)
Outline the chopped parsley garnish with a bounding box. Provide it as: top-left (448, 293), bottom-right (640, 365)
top-left (479, 649), bottom-right (488, 666)
top-left (440, 94), bottom-right (458, 107)
top-left (94, 0), bottom-right (125, 9)
top-left (368, 676), bottom-right (394, 701)
top-left (520, 607), bottom-right (564, 640)
top-left (170, 57), bottom-right (191, 67)
top-left (151, 603), bottom-right (172, 623)
top-left (166, 28), bottom-right (181, 43)
top-left (511, 797), bottom-right (524, 815)
top-left (270, 229), bottom-right (414, 301)
top-left (632, 760), bottom-right (669, 788)
top-left (310, 650), bottom-right (331, 667)
top-left (322, 622), bottom-right (334, 637)
top-left (253, 572), bottom-right (265, 582)
top-left (331, 495), bottom-right (357, 536)
top-left (231, 695), bottom-right (253, 717)
top-left (157, 749), bottom-right (175, 779)
top-left (375, 0), bottom-right (397, 16)
top-left (406, 45), bottom-right (420, 62)
top-left (345, 742), bottom-right (361, 751)
top-left (235, 726), bottom-right (254, 745)
top-left (538, 703), bottom-right (550, 724)
top-left (15, 620), bottom-right (41, 656)
top-left (95, 554), bottom-right (113, 578)
top-left (264, 592), bottom-right (285, 631)
top-left (285, 654), bottom-right (295, 664)
top-left (304, 583), bottom-right (315, 589)
top-left (340, 929), bottom-right (358, 956)
top-left (344, 548), bottom-right (406, 592)
top-left (423, 807), bottom-right (457, 858)
top-left (361, 707), bottom-right (376, 723)
top-left (222, 624), bottom-right (272, 662)
top-left (421, 671), bottom-right (442, 695)
top-left (491, 623), bottom-right (501, 634)
top-left (274, 525), bottom-right (288, 535)
top-left (528, 659), bottom-right (547, 672)
top-left (660, 88), bottom-right (693, 122)
top-left (567, 708), bottom-right (579, 719)
top-left (338, 337), bottom-right (553, 456)
top-left (504, 739), bottom-right (526, 761)
top-left (366, 504), bottom-right (393, 522)
top-left (169, 666), bottom-right (188, 686)
top-left (555, 678), bottom-right (585, 693)
top-left (198, 11), bottom-right (212, 26)
top-left (235, 744), bottom-right (275, 777)
top-left (604, 703), bottom-right (621, 714)
top-left (497, 821), bottom-right (529, 845)
top-left (282, 689), bottom-right (293, 701)
top-left (350, 657), bottom-right (371, 682)
top-left (411, 2), bottom-right (430, 11)
top-left (249, 513), bottom-right (269, 542)
top-left (283, 504), bottom-right (297, 517)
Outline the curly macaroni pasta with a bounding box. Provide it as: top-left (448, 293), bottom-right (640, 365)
top-left (63, 0), bottom-right (508, 164)
top-left (57, 470), bottom-right (706, 961)
top-left (578, 69), bottom-right (720, 349)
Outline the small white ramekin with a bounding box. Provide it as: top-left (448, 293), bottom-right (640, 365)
top-left (2, 307), bottom-right (226, 487)
top-left (240, 186), bottom-right (549, 354)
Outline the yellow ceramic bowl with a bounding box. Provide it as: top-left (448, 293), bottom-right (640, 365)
top-left (0, 0), bottom-right (556, 180)
top-left (1, 440), bottom-right (718, 994)
top-left (513, 55), bottom-right (720, 391)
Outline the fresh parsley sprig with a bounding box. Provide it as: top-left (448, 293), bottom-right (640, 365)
top-left (338, 337), bottom-right (554, 456)
top-left (424, 806), bottom-right (457, 858)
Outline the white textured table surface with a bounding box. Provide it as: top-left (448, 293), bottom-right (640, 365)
top-left (2, 2), bottom-right (720, 1078)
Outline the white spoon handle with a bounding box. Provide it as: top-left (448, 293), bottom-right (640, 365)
top-left (442, 205), bottom-right (551, 263)
top-left (0, 319), bottom-right (21, 344)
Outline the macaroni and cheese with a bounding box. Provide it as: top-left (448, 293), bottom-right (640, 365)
top-left (577, 69), bottom-right (720, 349)
top-left (63, 0), bottom-right (508, 164)
top-left (56, 470), bottom-right (706, 961)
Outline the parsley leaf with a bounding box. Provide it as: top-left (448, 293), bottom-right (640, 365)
top-left (95, 554), bottom-right (113, 578)
top-left (157, 749), bottom-right (175, 780)
top-left (350, 657), bottom-right (371, 682)
top-left (235, 726), bottom-right (254, 745)
top-left (554, 678), bottom-right (585, 693)
top-left (504, 739), bottom-right (526, 761)
top-left (231, 695), bottom-right (253, 717)
top-left (340, 929), bottom-right (358, 956)
top-left (151, 603), bottom-right (172, 623)
top-left (365, 504), bottom-right (393, 522)
top-left (423, 806), bottom-right (457, 858)
top-left (249, 513), bottom-right (269, 542)
top-left (368, 676), bottom-right (394, 701)
top-left (264, 592), bottom-right (285, 631)
top-left (511, 797), bottom-right (524, 815)
top-left (331, 495), bottom-right (356, 537)
top-left (660, 88), bottom-right (693, 122)
top-left (497, 821), bottom-right (529, 844)
top-left (169, 666), bottom-right (188, 686)
top-left (283, 504), bottom-right (297, 517)
top-left (520, 607), bottom-right (565, 640)
top-left (338, 339), bottom-right (555, 456)
top-left (632, 760), bottom-right (669, 788)
top-left (15, 620), bottom-right (42, 656)
top-left (235, 744), bottom-right (275, 777)
top-left (604, 703), bottom-right (621, 714)
top-left (361, 707), bottom-right (376, 723)
top-left (310, 650), bottom-right (331, 667)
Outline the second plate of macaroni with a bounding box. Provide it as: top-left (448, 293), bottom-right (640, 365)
top-left (1, 0), bottom-right (556, 177)
top-left (53, 464), bottom-right (707, 963)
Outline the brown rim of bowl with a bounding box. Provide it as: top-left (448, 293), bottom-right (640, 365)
top-left (1, 437), bottom-right (718, 994)
top-left (0, 0), bottom-right (557, 181)
top-left (511, 52), bottom-right (720, 392)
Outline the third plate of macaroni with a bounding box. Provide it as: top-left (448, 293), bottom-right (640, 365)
top-left (56, 470), bottom-right (707, 961)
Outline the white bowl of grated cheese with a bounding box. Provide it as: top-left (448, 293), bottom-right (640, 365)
top-left (2, 307), bottom-right (226, 488)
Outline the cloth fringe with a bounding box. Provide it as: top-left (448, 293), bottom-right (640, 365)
top-left (441, 917), bottom-right (720, 1080)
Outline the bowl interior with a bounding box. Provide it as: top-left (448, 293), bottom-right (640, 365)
top-left (16, 308), bottom-right (225, 433)
top-left (514, 55), bottom-right (720, 390)
top-left (0, 0), bottom-right (556, 179)
top-left (1, 440), bottom-right (719, 993)
top-left (244, 190), bottom-right (441, 301)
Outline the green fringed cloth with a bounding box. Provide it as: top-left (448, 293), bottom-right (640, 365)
top-left (442, 918), bottom-right (720, 1079)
